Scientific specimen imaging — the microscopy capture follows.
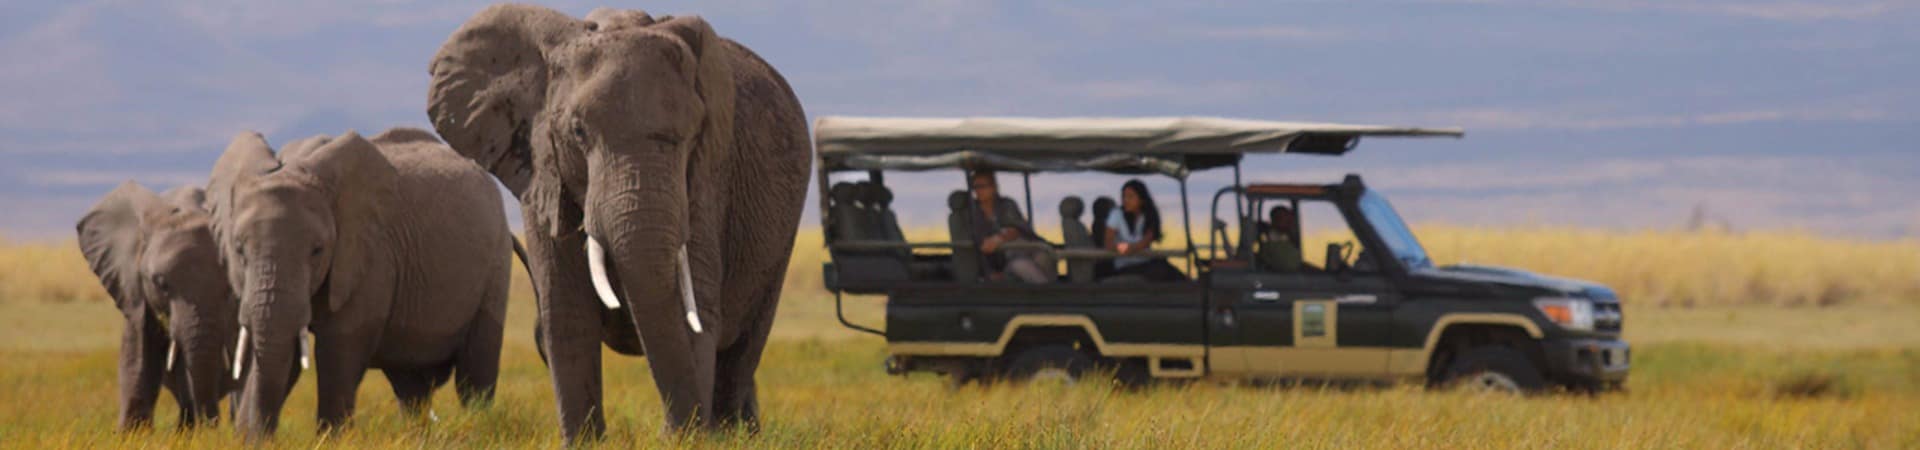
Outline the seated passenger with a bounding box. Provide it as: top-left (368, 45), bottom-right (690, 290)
top-left (1102, 179), bottom-right (1185, 282)
top-left (1257, 206), bottom-right (1309, 272)
top-left (967, 170), bottom-right (1055, 284)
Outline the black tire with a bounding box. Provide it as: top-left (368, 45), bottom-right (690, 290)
top-left (1004, 345), bottom-right (1096, 384)
top-left (1441, 346), bottom-right (1546, 394)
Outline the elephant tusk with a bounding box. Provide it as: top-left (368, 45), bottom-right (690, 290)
top-left (586, 236), bottom-right (622, 310)
top-left (165, 341), bottom-right (177, 372)
top-left (299, 332), bottom-right (312, 370)
top-left (231, 327), bottom-right (248, 380)
top-left (678, 245), bottom-right (703, 334)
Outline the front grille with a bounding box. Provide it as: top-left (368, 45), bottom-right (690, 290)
top-left (1593, 302), bottom-right (1623, 332)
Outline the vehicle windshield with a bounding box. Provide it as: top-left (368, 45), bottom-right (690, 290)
top-left (1358, 191), bottom-right (1432, 269)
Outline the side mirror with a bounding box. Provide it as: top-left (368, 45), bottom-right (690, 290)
top-left (1323, 242), bottom-right (1349, 273)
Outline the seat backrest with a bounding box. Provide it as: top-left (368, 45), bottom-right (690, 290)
top-left (1058, 196), bottom-right (1095, 282)
top-left (1236, 219), bottom-right (1262, 260)
top-left (946, 190), bottom-right (979, 283)
top-left (828, 183), bottom-right (863, 242)
top-left (826, 181), bottom-right (910, 284)
top-left (861, 182), bottom-right (911, 260)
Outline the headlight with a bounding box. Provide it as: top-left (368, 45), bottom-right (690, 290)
top-left (1533, 297), bottom-right (1594, 331)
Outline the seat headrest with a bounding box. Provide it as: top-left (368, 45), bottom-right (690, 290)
top-left (948, 190), bottom-right (969, 211)
top-left (1059, 196), bottom-right (1084, 219)
top-left (830, 183), bottom-right (860, 206)
top-left (1092, 196), bottom-right (1116, 217)
top-left (862, 183), bottom-right (893, 208)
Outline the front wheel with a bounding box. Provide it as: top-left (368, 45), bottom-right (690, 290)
top-left (1441, 346), bottom-right (1546, 394)
top-left (1004, 345), bottom-right (1096, 385)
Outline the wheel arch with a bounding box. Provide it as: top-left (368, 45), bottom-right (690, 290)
top-left (1417, 313), bottom-right (1546, 381)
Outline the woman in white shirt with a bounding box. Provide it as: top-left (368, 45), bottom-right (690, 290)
top-left (1101, 179), bottom-right (1185, 282)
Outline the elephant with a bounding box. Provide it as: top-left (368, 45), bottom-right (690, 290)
top-left (426, 4), bottom-right (811, 441)
top-left (205, 128), bottom-right (514, 438)
top-left (77, 182), bottom-right (238, 430)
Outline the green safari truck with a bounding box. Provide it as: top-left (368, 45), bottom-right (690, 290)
top-left (813, 116), bottom-right (1628, 393)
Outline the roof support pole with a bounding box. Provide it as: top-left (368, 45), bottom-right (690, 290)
top-left (1179, 177), bottom-right (1194, 274)
top-left (1022, 172), bottom-right (1034, 225)
top-left (1233, 162), bottom-right (1245, 241)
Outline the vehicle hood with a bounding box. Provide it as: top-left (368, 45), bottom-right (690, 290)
top-left (1410, 264), bottom-right (1619, 301)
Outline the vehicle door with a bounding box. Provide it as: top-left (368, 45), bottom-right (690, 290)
top-left (1226, 197), bottom-right (1399, 379)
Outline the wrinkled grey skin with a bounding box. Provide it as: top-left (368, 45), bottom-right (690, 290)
top-left (427, 4), bottom-right (810, 442)
top-left (78, 182), bottom-right (238, 430)
top-left (206, 128), bottom-right (513, 440)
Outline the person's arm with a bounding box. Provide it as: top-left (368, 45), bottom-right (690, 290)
top-left (982, 226), bottom-right (1020, 253)
top-left (1129, 230), bottom-right (1157, 254)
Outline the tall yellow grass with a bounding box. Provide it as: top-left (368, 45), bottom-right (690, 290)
top-left (6, 225), bottom-right (1917, 307)
top-left (0, 236), bottom-right (103, 303)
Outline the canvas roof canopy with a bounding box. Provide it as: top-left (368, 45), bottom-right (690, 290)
top-left (814, 116), bottom-right (1464, 177)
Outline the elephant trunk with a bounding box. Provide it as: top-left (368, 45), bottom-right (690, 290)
top-left (232, 262), bottom-right (310, 440)
top-left (174, 312), bottom-right (230, 426)
top-left (581, 149), bottom-right (698, 334)
top-left (581, 149), bottom-right (714, 427)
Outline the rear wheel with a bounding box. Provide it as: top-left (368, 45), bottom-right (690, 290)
top-left (1004, 345), bottom-right (1096, 385)
top-left (1441, 346), bottom-right (1546, 394)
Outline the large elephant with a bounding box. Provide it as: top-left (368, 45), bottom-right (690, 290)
top-left (77, 182), bottom-right (237, 430)
top-left (205, 128), bottom-right (514, 438)
top-left (427, 4), bottom-right (811, 441)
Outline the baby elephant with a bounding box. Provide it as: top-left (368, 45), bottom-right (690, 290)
top-left (206, 128), bottom-right (512, 439)
top-left (78, 183), bottom-right (238, 430)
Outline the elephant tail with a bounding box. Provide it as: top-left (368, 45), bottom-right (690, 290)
top-left (510, 235), bottom-right (530, 271)
top-left (510, 235), bottom-right (538, 300)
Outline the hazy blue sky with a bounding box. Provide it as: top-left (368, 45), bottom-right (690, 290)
top-left (3, 0), bottom-right (1916, 239)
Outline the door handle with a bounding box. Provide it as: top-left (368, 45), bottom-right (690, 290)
top-left (1251, 291), bottom-right (1281, 302)
top-left (1335, 294), bottom-right (1377, 304)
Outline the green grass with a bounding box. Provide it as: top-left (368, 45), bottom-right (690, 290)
top-left (2, 297), bottom-right (1918, 448)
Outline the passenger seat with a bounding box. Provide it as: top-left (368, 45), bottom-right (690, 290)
top-left (826, 182), bottom-right (910, 284)
top-left (1058, 196), bottom-right (1096, 283)
top-left (947, 191), bottom-right (980, 283)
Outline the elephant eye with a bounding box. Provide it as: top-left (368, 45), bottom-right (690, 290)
top-left (311, 245), bottom-right (323, 258)
top-left (646, 132), bottom-right (683, 146)
top-left (571, 124), bottom-right (589, 141)
top-left (153, 274), bottom-right (171, 294)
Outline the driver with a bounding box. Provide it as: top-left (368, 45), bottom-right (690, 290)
top-left (1257, 206), bottom-right (1306, 272)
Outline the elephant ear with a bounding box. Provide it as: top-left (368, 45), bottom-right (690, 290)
top-left (77, 181), bottom-right (164, 313)
top-left (206, 132), bottom-right (279, 242)
top-left (651, 15), bottom-right (738, 228)
top-left (298, 132), bottom-right (399, 314)
top-left (428, 3), bottom-right (584, 197)
top-left (652, 15), bottom-right (737, 140)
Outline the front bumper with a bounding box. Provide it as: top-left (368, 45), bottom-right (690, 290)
top-left (1541, 338), bottom-right (1630, 385)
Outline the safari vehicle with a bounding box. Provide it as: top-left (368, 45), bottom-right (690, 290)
top-left (813, 116), bottom-right (1628, 393)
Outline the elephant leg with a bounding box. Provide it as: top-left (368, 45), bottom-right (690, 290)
top-left (117, 314), bottom-right (168, 431)
top-left (712, 282), bottom-right (782, 430)
top-left (528, 231), bottom-right (607, 443)
top-left (313, 332), bottom-right (374, 433)
top-left (454, 303), bottom-right (504, 408)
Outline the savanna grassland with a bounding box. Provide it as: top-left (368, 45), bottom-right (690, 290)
top-left (1, 226), bottom-right (1918, 448)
